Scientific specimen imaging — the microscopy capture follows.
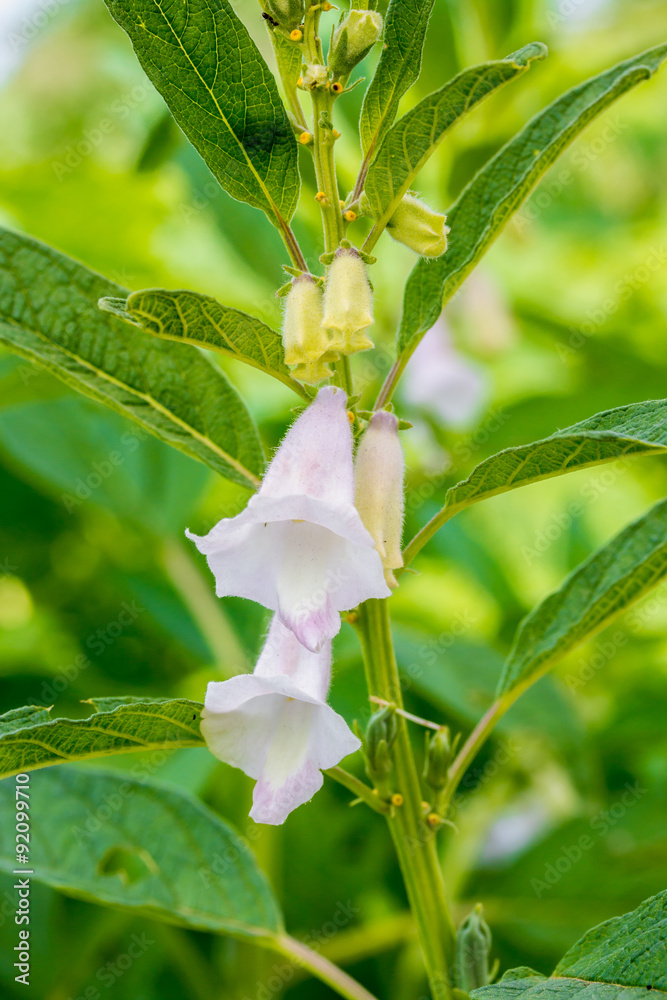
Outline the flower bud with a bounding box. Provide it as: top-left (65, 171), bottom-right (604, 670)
top-left (354, 411), bottom-right (404, 587)
top-left (365, 705), bottom-right (397, 789)
top-left (263, 0), bottom-right (304, 32)
top-left (329, 10), bottom-right (383, 79)
top-left (423, 726), bottom-right (454, 792)
top-left (301, 63), bottom-right (329, 91)
top-left (456, 904), bottom-right (493, 993)
top-left (282, 274), bottom-right (336, 384)
top-left (322, 247), bottom-right (374, 355)
top-left (386, 193), bottom-right (450, 258)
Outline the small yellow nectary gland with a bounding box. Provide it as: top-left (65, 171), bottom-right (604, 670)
top-left (427, 813), bottom-right (441, 829)
top-left (298, 131), bottom-right (312, 145)
top-left (290, 28), bottom-right (303, 40)
top-left (343, 209), bottom-right (357, 222)
top-left (321, 1), bottom-right (333, 9)
top-left (331, 81), bottom-right (344, 94)
top-left (391, 793), bottom-right (404, 808)
top-left (315, 191), bottom-right (328, 203)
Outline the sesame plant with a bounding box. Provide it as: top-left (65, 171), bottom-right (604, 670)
top-left (0, 2), bottom-right (667, 999)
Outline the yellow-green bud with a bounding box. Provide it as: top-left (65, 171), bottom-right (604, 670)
top-left (282, 275), bottom-right (336, 384)
top-left (263, 0), bottom-right (304, 32)
top-left (301, 63), bottom-right (329, 91)
top-left (365, 705), bottom-right (397, 789)
top-left (423, 727), bottom-right (453, 792)
top-left (386, 193), bottom-right (450, 258)
top-left (456, 904), bottom-right (493, 993)
top-left (322, 247), bottom-right (374, 356)
top-left (329, 10), bottom-right (383, 78)
top-left (354, 411), bottom-right (404, 588)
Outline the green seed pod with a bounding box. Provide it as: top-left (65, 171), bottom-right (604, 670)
top-left (263, 0), bottom-right (305, 32)
top-left (423, 726), bottom-right (454, 792)
top-left (456, 904), bottom-right (493, 993)
top-left (328, 10), bottom-right (383, 79)
top-left (386, 193), bottom-right (450, 257)
top-left (364, 705), bottom-right (397, 787)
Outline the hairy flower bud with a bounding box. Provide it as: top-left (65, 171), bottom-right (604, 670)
top-left (263, 0), bottom-right (304, 32)
top-left (354, 411), bottom-right (404, 587)
top-left (322, 247), bottom-right (374, 355)
top-left (329, 10), bottom-right (383, 78)
top-left (423, 726), bottom-right (454, 792)
top-left (456, 904), bottom-right (493, 993)
top-left (301, 63), bottom-right (329, 90)
top-left (282, 274), bottom-right (336, 384)
top-left (386, 193), bottom-right (450, 258)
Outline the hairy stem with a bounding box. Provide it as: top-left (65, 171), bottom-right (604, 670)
top-left (356, 598), bottom-right (456, 1000)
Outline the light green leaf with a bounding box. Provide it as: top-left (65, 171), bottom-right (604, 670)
top-left (364, 44), bottom-right (547, 239)
top-left (397, 42), bottom-right (667, 359)
top-left (404, 400), bottom-right (667, 564)
top-left (0, 228), bottom-right (263, 488)
top-left (498, 497), bottom-right (667, 697)
top-left (472, 891), bottom-right (667, 999)
top-left (0, 697), bottom-right (205, 780)
top-left (104, 0), bottom-right (299, 228)
top-left (0, 767), bottom-right (283, 939)
top-left (104, 287), bottom-right (309, 399)
top-left (359, 0), bottom-right (435, 160)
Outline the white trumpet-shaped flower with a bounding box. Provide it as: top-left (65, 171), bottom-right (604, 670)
top-left (201, 616), bottom-right (360, 825)
top-left (186, 386), bottom-right (390, 652)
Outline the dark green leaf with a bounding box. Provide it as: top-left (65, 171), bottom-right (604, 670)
top-left (364, 44), bottom-right (547, 236)
top-left (472, 891), bottom-right (667, 999)
top-left (0, 229), bottom-right (263, 488)
top-left (498, 497), bottom-right (667, 696)
top-left (404, 400), bottom-right (667, 563)
top-left (0, 767), bottom-right (283, 938)
top-left (104, 0), bottom-right (299, 228)
top-left (359, 0), bottom-right (435, 160)
top-left (0, 698), bottom-right (205, 779)
top-left (397, 42), bottom-right (667, 358)
top-left (105, 287), bottom-right (309, 398)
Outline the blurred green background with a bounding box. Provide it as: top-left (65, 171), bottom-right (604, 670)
top-left (1, 0), bottom-right (666, 997)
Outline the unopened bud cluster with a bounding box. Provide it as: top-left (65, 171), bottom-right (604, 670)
top-left (281, 248), bottom-right (375, 384)
top-left (455, 904), bottom-right (494, 992)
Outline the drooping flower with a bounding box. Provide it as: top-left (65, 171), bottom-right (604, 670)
top-left (187, 386), bottom-right (390, 652)
top-left (281, 274), bottom-right (337, 384)
top-left (354, 411), bottom-right (405, 588)
top-left (322, 248), bottom-right (374, 356)
top-left (201, 615), bottom-right (360, 825)
top-left (385, 193), bottom-right (450, 258)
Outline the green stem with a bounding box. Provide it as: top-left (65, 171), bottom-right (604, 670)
top-left (326, 765), bottom-right (391, 814)
top-left (356, 598), bottom-right (456, 1000)
top-left (273, 933), bottom-right (379, 1000)
top-left (312, 89), bottom-right (344, 252)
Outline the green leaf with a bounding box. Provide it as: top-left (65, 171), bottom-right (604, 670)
top-left (0, 766), bottom-right (283, 938)
top-left (104, 0), bottom-right (299, 229)
top-left (359, 0), bottom-right (435, 160)
top-left (472, 891), bottom-right (667, 999)
top-left (397, 42), bottom-right (667, 359)
top-left (0, 228), bottom-right (263, 488)
top-left (404, 399), bottom-right (667, 563)
top-left (104, 287), bottom-right (309, 399)
top-left (498, 497), bottom-right (667, 697)
top-left (364, 43), bottom-right (547, 237)
top-left (0, 697), bottom-right (205, 779)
